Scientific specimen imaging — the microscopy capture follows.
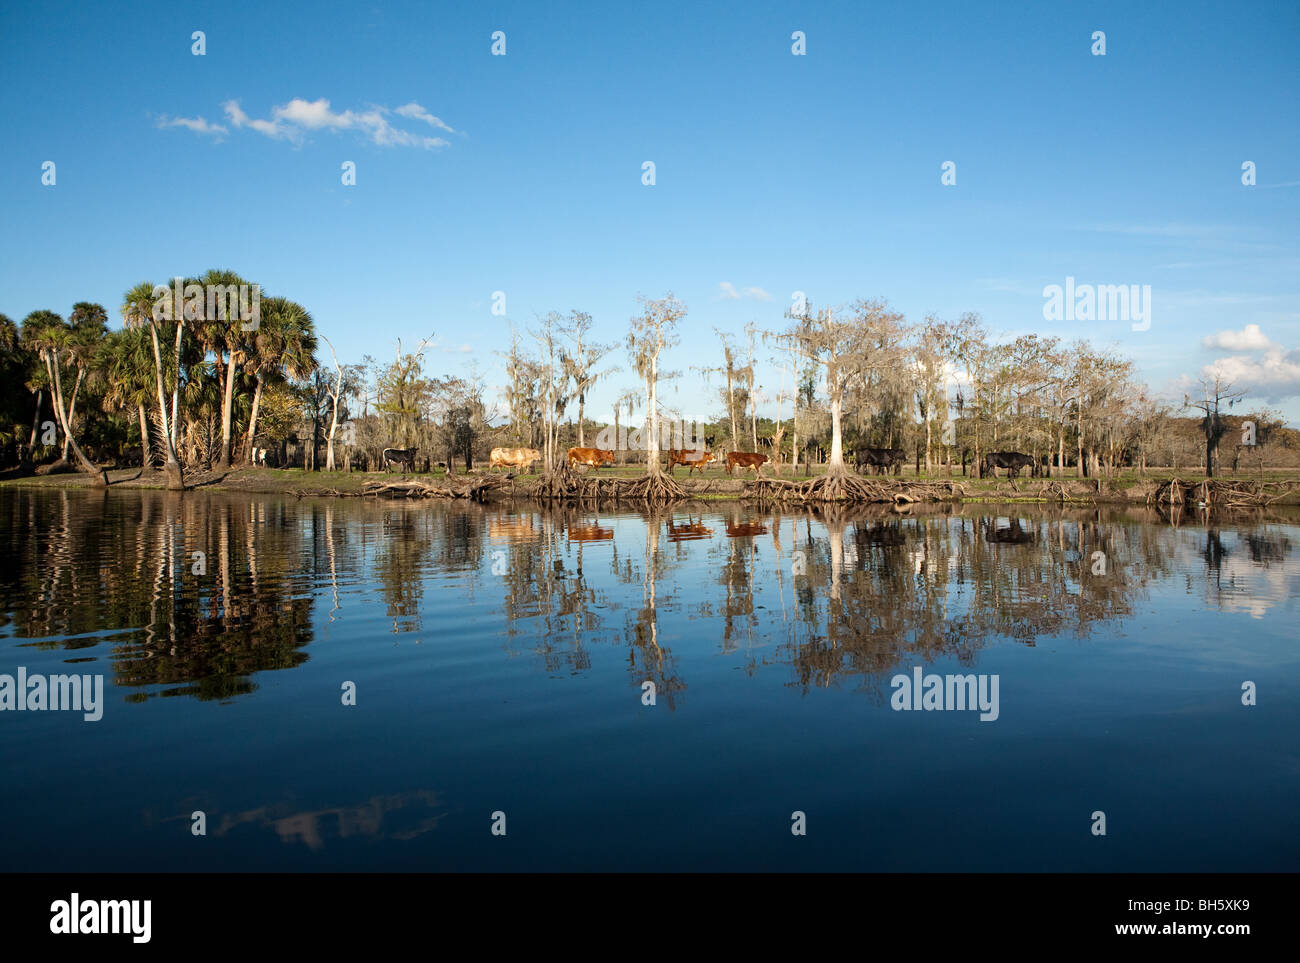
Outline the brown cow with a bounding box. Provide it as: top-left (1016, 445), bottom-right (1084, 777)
top-left (666, 448), bottom-right (716, 475)
top-left (725, 451), bottom-right (769, 476)
top-left (567, 447), bottom-right (615, 469)
top-left (490, 446), bottom-right (541, 472)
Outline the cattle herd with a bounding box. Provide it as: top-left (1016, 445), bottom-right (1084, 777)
top-left (376, 444), bottom-right (1041, 480)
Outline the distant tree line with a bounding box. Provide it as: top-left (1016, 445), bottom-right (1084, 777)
top-left (2, 285), bottom-right (1296, 485)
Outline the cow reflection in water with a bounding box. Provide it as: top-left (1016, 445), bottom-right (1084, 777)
top-left (666, 516), bottom-right (712, 542)
top-left (488, 515), bottom-right (537, 542)
top-left (567, 523), bottom-right (614, 542)
top-left (984, 518), bottom-right (1035, 544)
top-left (725, 520), bottom-right (768, 538)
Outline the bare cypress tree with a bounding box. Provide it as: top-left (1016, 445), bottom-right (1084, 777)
top-left (626, 294), bottom-right (687, 499)
top-left (778, 297), bottom-right (907, 499)
top-left (560, 310), bottom-right (617, 448)
top-left (1185, 375), bottom-right (1244, 478)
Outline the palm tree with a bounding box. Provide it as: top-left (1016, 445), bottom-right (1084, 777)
top-left (21, 310), bottom-right (108, 486)
top-left (101, 328), bottom-right (159, 469)
top-left (122, 281), bottom-right (184, 490)
top-left (59, 303), bottom-right (108, 462)
top-left (242, 297), bottom-right (317, 464)
top-left (199, 268), bottom-right (255, 469)
top-left (0, 314), bottom-right (32, 465)
top-left (181, 358), bottom-right (223, 468)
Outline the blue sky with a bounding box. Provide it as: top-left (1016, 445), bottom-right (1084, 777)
top-left (2, 0), bottom-right (1297, 423)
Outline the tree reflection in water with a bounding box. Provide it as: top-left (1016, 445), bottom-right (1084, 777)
top-left (1, 489), bottom-right (1296, 708)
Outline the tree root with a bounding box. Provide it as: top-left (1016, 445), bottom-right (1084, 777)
top-left (1148, 477), bottom-right (1300, 510)
top-left (534, 465), bottom-right (687, 503)
top-left (362, 475), bottom-right (505, 501)
top-left (746, 471), bottom-right (967, 503)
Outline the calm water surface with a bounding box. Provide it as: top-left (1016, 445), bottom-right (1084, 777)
top-left (1, 488), bottom-right (1296, 871)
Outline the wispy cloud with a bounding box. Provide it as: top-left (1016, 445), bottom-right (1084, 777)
top-left (716, 282), bottom-right (771, 301)
top-left (974, 277), bottom-right (1040, 297)
top-left (223, 100), bottom-right (293, 140)
top-left (394, 102), bottom-right (456, 134)
top-left (156, 115), bottom-right (228, 139)
top-left (1085, 223), bottom-right (1227, 238)
top-left (162, 98), bottom-right (457, 150)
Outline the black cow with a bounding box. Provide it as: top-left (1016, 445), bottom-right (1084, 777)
top-left (855, 447), bottom-right (905, 476)
top-left (982, 451), bottom-right (1036, 479)
top-left (383, 447), bottom-right (419, 472)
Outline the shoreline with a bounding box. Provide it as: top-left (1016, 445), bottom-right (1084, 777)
top-left (5, 465), bottom-right (1299, 507)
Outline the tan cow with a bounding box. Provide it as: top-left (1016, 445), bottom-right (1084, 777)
top-left (490, 446), bottom-right (541, 472)
top-left (567, 447), bottom-right (615, 469)
top-left (666, 448), bottom-right (716, 475)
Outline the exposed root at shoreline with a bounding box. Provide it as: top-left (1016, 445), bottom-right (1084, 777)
top-left (1149, 477), bottom-right (1300, 510)
top-left (746, 471), bottom-right (968, 504)
top-left (534, 465), bottom-right (687, 503)
top-left (362, 475), bottom-right (506, 501)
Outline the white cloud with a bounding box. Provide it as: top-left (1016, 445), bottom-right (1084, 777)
top-left (204, 98), bottom-right (452, 149)
top-left (1202, 348), bottom-right (1300, 402)
top-left (156, 115), bottom-right (228, 138)
top-left (223, 100), bottom-right (292, 140)
top-left (1202, 324), bottom-right (1278, 352)
top-left (272, 98), bottom-right (356, 129)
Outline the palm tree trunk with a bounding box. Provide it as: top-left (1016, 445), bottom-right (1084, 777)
top-left (244, 376), bottom-right (265, 465)
top-left (148, 323), bottom-right (184, 490)
top-left (26, 388), bottom-right (42, 462)
top-left (61, 368), bottom-right (84, 460)
top-left (45, 353), bottom-right (107, 486)
top-left (217, 349), bottom-right (238, 468)
top-left (170, 322), bottom-right (184, 452)
top-left (138, 404), bottom-right (151, 468)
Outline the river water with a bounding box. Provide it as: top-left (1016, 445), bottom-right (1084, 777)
top-left (0, 488), bottom-right (1296, 870)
